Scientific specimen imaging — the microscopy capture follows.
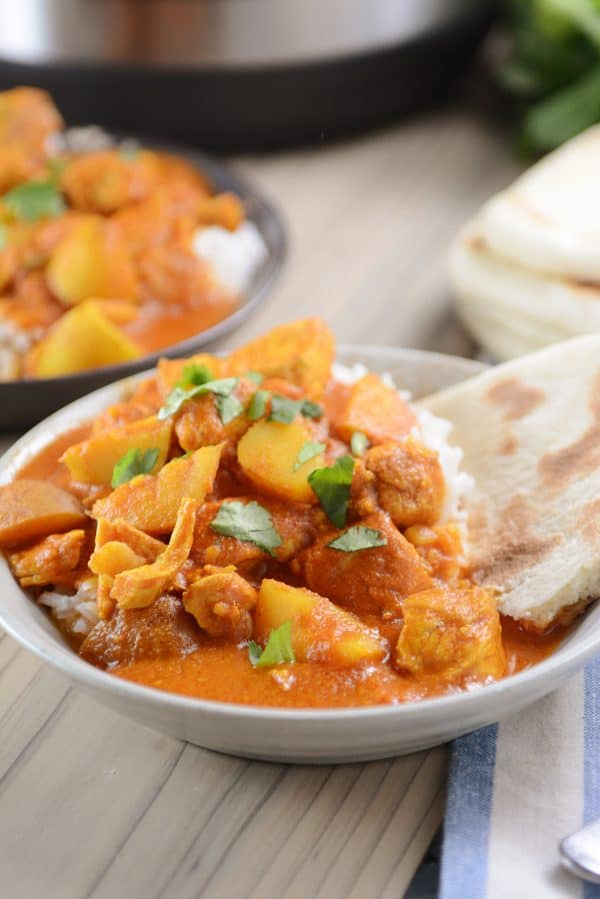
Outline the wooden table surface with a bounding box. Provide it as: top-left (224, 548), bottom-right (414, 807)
top-left (0, 103), bottom-right (522, 899)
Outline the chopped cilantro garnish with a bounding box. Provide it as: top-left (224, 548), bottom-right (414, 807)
top-left (268, 394), bottom-right (300, 423)
top-left (350, 431), bottom-right (369, 457)
top-left (210, 500), bottom-right (283, 557)
top-left (294, 440), bottom-right (326, 471)
top-left (111, 447), bottom-right (159, 487)
top-left (158, 377), bottom-right (238, 419)
top-left (247, 389), bottom-right (270, 421)
top-left (268, 395), bottom-right (324, 424)
top-left (308, 455), bottom-right (355, 528)
top-left (216, 392), bottom-right (244, 425)
top-left (327, 525), bottom-right (387, 552)
top-left (119, 143), bottom-right (140, 161)
top-left (245, 371), bottom-right (264, 385)
top-left (248, 621), bottom-right (295, 668)
top-left (177, 362), bottom-right (213, 389)
top-left (2, 180), bottom-right (65, 222)
top-left (300, 400), bottom-right (323, 420)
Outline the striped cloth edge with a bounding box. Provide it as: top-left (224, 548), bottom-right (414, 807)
top-left (440, 657), bottom-right (600, 899)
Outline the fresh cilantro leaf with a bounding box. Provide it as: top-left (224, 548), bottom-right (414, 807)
top-left (248, 640), bottom-right (263, 666)
top-left (46, 156), bottom-right (67, 183)
top-left (177, 362), bottom-right (213, 388)
top-left (247, 389), bottom-right (271, 421)
top-left (210, 500), bottom-right (283, 556)
top-left (294, 440), bottom-right (326, 471)
top-left (245, 371), bottom-right (264, 385)
top-left (216, 392), bottom-right (244, 425)
top-left (268, 395), bottom-right (324, 424)
top-left (327, 525), bottom-right (387, 552)
top-left (158, 377), bottom-right (238, 419)
top-left (0, 225), bottom-right (7, 251)
top-left (248, 621), bottom-right (295, 668)
top-left (300, 400), bottom-right (323, 420)
top-left (308, 455), bottom-right (355, 528)
top-left (111, 447), bottom-right (159, 487)
top-left (268, 394), bottom-right (300, 423)
top-left (350, 431), bottom-right (369, 457)
top-left (119, 142), bottom-right (140, 160)
top-left (2, 180), bottom-right (65, 222)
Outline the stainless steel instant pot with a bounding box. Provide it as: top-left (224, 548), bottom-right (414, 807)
top-left (0, 0), bottom-right (495, 149)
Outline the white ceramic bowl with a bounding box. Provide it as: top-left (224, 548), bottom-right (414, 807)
top-left (1, 347), bottom-right (599, 764)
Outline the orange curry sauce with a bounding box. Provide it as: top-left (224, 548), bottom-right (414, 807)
top-left (14, 348), bottom-right (568, 709)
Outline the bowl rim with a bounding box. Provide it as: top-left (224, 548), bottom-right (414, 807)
top-left (0, 133), bottom-right (287, 390)
top-left (0, 344), bottom-right (598, 726)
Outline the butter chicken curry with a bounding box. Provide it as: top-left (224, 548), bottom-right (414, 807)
top-left (0, 320), bottom-right (563, 707)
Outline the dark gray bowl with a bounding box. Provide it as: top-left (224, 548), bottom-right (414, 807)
top-left (0, 139), bottom-right (286, 430)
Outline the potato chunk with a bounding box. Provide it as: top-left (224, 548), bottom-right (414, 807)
top-left (300, 511), bottom-right (432, 618)
top-left (255, 579), bottom-right (386, 666)
top-left (228, 318), bottom-right (334, 399)
top-left (191, 497), bottom-right (317, 568)
top-left (365, 440), bottom-right (446, 528)
top-left (110, 497), bottom-right (197, 609)
top-left (183, 571), bottom-right (257, 642)
top-left (0, 479), bottom-right (87, 548)
top-left (92, 444), bottom-right (222, 534)
top-left (61, 416), bottom-right (172, 486)
top-left (8, 529), bottom-right (85, 588)
top-left (237, 419), bottom-right (325, 503)
top-left (33, 301), bottom-right (141, 377)
top-left (395, 587), bottom-right (506, 683)
top-left (47, 217), bottom-right (138, 306)
top-left (335, 374), bottom-right (417, 444)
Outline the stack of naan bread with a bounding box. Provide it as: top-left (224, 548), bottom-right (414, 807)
top-left (450, 126), bottom-right (600, 361)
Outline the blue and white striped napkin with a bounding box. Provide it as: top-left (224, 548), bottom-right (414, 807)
top-left (440, 657), bottom-right (600, 899)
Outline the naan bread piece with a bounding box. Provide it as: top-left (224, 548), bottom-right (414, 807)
top-left (423, 336), bottom-right (600, 631)
top-left (479, 125), bottom-right (600, 282)
top-left (450, 224), bottom-right (600, 361)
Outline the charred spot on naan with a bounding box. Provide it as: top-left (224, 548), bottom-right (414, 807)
top-left (470, 494), bottom-right (562, 588)
top-left (538, 371), bottom-right (600, 489)
top-left (486, 378), bottom-right (545, 421)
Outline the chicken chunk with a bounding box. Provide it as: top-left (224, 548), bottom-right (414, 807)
top-left (300, 511), bottom-right (432, 619)
top-left (80, 594), bottom-right (201, 668)
top-left (395, 586), bottom-right (506, 683)
top-left (174, 378), bottom-right (255, 452)
top-left (8, 529), bottom-right (86, 588)
top-left (61, 150), bottom-right (159, 214)
top-left (183, 570), bottom-right (257, 642)
top-left (365, 440), bottom-right (445, 528)
top-left (191, 497), bottom-right (317, 569)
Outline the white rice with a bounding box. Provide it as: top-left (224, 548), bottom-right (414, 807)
top-left (192, 221), bottom-right (268, 294)
top-left (332, 362), bottom-right (473, 526)
top-left (0, 320), bottom-right (41, 381)
top-left (38, 577), bottom-right (99, 636)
